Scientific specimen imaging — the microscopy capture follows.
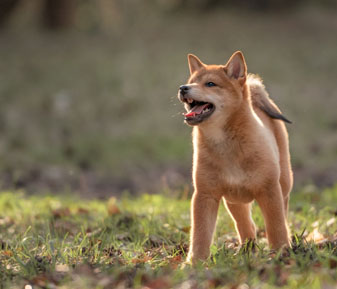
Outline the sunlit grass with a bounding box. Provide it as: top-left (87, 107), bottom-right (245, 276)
top-left (0, 186), bottom-right (336, 288)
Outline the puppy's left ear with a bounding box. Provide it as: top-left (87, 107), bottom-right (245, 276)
top-left (188, 54), bottom-right (205, 75)
top-left (225, 51), bottom-right (247, 80)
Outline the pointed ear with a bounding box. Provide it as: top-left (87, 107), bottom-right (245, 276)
top-left (188, 54), bottom-right (205, 75)
top-left (225, 51), bottom-right (247, 80)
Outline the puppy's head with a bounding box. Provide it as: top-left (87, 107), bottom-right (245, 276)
top-left (178, 51), bottom-right (248, 126)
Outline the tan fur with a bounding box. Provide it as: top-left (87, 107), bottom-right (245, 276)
top-left (179, 52), bottom-right (293, 264)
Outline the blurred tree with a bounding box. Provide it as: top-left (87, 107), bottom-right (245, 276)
top-left (43, 0), bottom-right (76, 29)
top-left (0, 0), bottom-right (21, 28)
top-left (0, 0), bottom-right (76, 30)
top-left (154, 0), bottom-right (302, 11)
top-left (233, 0), bottom-right (301, 10)
top-left (1, 0), bottom-right (334, 31)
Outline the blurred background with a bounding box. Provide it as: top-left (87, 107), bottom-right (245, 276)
top-left (0, 0), bottom-right (336, 198)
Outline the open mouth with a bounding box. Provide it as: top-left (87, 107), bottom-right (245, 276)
top-left (183, 98), bottom-right (215, 125)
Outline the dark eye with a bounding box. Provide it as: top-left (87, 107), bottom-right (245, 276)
top-left (206, 82), bottom-right (216, 87)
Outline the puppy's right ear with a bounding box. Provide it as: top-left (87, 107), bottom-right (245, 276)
top-left (188, 54), bottom-right (205, 75)
top-left (225, 51), bottom-right (247, 80)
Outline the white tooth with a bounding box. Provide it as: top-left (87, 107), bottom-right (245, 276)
top-left (187, 98), bottom-right (193, 104)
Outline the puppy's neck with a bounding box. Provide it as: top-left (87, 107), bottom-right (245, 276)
top-left (193, 101), bottom-right (261, 154)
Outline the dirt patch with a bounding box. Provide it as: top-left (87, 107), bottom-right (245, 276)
top-left (0, 164), bottom-right (335, 198)
top-left (0, 164), bottom-right (192, 198)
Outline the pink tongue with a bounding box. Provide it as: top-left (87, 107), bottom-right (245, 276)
top-left (184, 103), bottom-right (209, 117)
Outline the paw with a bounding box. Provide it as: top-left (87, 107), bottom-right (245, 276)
top-left (239, 238), bottom-right (257, 253)
top-left (186, 252), bottom-right (209, 265)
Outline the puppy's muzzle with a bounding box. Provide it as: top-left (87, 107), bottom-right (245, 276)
top-left (179, 85), bottom-right (190, 102)
top-left (179, 85), bottom-right (190, 95)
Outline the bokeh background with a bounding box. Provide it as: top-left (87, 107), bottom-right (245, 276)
top-left (0, 0), bottom-right (336, 198)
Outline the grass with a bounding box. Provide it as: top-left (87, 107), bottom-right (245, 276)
top-left (0, 186), bottom-right (336, 288)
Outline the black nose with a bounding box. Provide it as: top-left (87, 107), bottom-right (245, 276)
top-left (179, 85), bottom-right (190, 96)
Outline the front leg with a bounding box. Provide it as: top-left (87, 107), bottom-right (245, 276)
top-left (187, 192), bottom-right (220, 264)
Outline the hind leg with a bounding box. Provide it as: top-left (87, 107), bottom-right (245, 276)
top-left (283, 194), bottom-right (289, 218)
top-left (224, 200), bottom-right (256, 244)
top-left (280, 177), bottom-right (292, 219)
top-left (279, 155), bottom-right (293, 219)
top-left (256, 184), bottom-right (290, 249)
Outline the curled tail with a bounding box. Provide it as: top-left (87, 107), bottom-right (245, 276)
top-left (248, 74), bottom-right (292, 124)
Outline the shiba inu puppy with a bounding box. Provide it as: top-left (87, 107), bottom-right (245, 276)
top-left (178, 51), bottom-right (293, 263)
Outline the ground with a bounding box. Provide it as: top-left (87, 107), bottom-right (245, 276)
top-left (0, 185), bottom-right (336, 288)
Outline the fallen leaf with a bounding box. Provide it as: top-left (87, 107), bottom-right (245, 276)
top-left (329, 258), bottom-right (337, 269)
top-left (55, 264), bottom-right (70, 272)
top-left (311, 221), bottom-right (319, 228)
top-left (180, 226), bottom-right (190, 233)
top-left (30, 275), bottom-right (50, 287)
top-left (2, 250), bottom-right (13, 257)
top-left (131, 256), bottom-right (152, 264)
top-left (326, 217), bottom-right (335, 227)
top-left (143, 277), bottom-right (171, 289)
top-left (257, 229), bottom-right (266, 238)
top-left (107, 197), bottom-right (121, 215)
top-left (171, 255), bottom-right (182, 262)
top-left (98, 277), bottom-right (114, 287)
top-left (313, 261), bottom-right (322, 269)
top-left (168, 255), bottom-right (183, 269)
top-left (307, 228), bottom-right (326, 243)
top-left (52, 208), bottom-right (71, 219)
top-left (0, 217), bottom-right (14, 226)
top-left (73, 264), bottom-right (94, 276)
top-left (77, 207), bottom-right (89, 215)
top-left (207, 278), bottom-right (222, 289)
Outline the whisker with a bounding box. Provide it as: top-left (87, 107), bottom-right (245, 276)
top-left (171, 111), bottom-right (184, 118)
